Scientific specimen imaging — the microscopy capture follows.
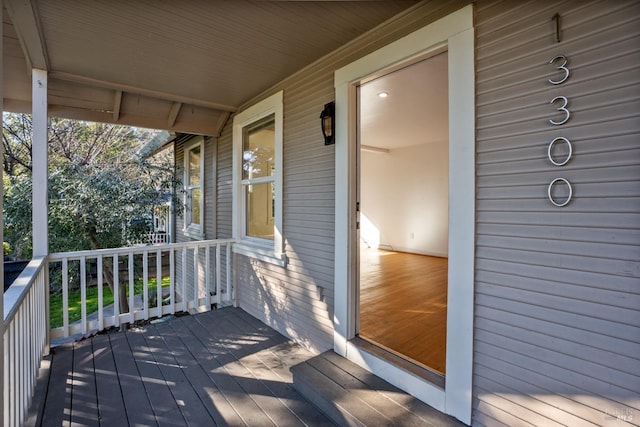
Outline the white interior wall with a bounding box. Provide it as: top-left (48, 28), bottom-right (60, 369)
top-left (360, 140), bottom-right (449, 257)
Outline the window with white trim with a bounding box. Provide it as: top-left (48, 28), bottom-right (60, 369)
top-left (232, 91), bottom-right (285, 266)
top-left (183, 136), bottom-right (204, 239)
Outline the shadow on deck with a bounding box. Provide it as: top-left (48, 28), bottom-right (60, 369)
top-left (27, 306), bottom-right (462, 426)
top-left (27, 307), bottom-right (334, 426)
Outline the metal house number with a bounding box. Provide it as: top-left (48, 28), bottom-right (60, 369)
top-left (546, 51), bottom-right (573, 207)
top-left (548, 55), bottom-right (570, 85)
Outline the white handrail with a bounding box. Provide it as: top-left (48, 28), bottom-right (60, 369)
top-left (48, 239), bottom-right (235, 341)
top-left (0, 240), bottom-right (235, 425)
top-left (3, 257), bottom-right (49, 427)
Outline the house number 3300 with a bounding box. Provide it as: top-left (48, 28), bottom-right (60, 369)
top-left (547, 54), bottom-right (573, 207)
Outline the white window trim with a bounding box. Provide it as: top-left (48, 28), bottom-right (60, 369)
top-left (232, 91), bottom-right (285, 266)
top-left (333, 5), bottom-right (474, 424)
top-left (183, 136), bottom-right (205, 239)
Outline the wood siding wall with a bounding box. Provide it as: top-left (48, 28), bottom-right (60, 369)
top-left (474, 1), bottom-right (640, 425)
top-left (175, 135), bottom-right (217, 300)
top-left (215, 0), bottom-right (470, 352)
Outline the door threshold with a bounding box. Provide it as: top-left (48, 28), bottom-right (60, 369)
top-left (351, 336), bottom-right (445, 389)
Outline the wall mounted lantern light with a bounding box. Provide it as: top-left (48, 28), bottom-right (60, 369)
top-left (320, 101), bottom-right (335, 145)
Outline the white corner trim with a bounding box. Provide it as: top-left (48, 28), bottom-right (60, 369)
top-left (333, 5), bottom-right (474, 425)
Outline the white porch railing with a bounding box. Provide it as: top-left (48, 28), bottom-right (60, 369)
top-left (3, 257), bottom-right (49, 427)
top-left (48, 239), bottom-right (235, 340)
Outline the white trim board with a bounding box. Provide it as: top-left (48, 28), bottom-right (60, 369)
top-left (333, 5), bottom-right (475, 424)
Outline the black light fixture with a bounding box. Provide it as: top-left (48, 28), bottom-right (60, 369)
top-left (320, 101), bottom-right (335, 145)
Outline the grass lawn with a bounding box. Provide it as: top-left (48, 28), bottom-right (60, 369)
top-left (50, 276), bottom-right (171, 329)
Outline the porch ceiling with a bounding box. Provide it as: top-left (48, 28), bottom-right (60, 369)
top-left (3, 0), bottom-right (419, 135)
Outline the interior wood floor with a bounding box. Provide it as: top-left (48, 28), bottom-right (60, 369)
top-left (359, 246), bottom-right (447, 374)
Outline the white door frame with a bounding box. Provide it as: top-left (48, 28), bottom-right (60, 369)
top-left (333, 5), bottom-right (475, 424)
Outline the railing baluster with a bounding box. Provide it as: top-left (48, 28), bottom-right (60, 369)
top-left (45, 239), bottom-right (234, 338)
top-left (24, 301), bottom-right (30, 419)
top-left (205, 245), bottom-right (211, 308)
top-left (15, 316), bottom-right (20, 425)
top-left (128, 252), bottom-right (135, 324)
top-left (3, 258), bottom-right (48, 425)
top-left (226, 243), bottom-right (233, 304)
top-left (80, 256), bottom-right (87, 334)
top-left (97, 255), bottom-right (104, 330)
top-left (170, 247), bottom-right (175, 314)
top-left (113, 254), bottom-right (120, 328)
top-left (156, 248), bottom-right (162, 317)
top-left (11, 321), bottom-right (16, 425)
top-left (181, 247), bottom-right (187, 312)
top-left (216, 244), bottom-right (221, 305)
top-left (18, 308), bottom-right (24, 421)
top-left (62, 258), bottom-right (69, 337)
top-left (143, 250), bottom-right (149, 320)
top-left (193, 245), bottom-right (199, 309)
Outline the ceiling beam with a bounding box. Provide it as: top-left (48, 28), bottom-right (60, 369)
top-left (5, 0), bottom-right (49, 72)
top-left (49, 104), bottom-right (218, 135)
top-left (113, 90), bottom-right (122, 121)
top-left (50, 71), bottom-right (238, 113)
top-left (214, 112), bottom-right (232, 137)
top-left (167, 102), bottom-right (182, 128)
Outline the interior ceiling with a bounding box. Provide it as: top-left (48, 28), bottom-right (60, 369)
top-left (2, 0), bottom-right (419, 135)
top-left (360, 51), bottom-right (448, 151)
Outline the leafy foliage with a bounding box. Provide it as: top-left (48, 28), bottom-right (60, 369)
top-left (2, 113), bottom-right (181, 259)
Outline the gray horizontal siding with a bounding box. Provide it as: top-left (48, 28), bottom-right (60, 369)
top-left (474, 0), bottom-right (640, 425)
top-left (174, 136), bottom-right (218, 301)
top-left (204, 135), bottom-right (216, 239)
top-left (216, 0), bottom-right (471, 353)
top-left (217, 124), bottom-right (233, 240)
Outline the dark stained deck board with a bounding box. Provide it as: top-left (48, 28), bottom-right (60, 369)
top-left (292, 351), bottom-right (465, 427)
top-left (306, 355), bottom-right (431, 426)
top-left (142, 323), bottom-right (218, 426)
top-left (177, 318), bottom-right (295, 425)
top-left (178, 313), bottom-right (280, 426)
top-left (91, 335), bottom-right (129, 427)
top-left (34, 307), bottom-right (456, 427)
top-left (33, 307), bottom-right (332, 427)
top-left (320, 351), bottom-right (457, 425)
top-left (164, 317), bottom-right (247, 426)
top-left (210, 308), bottom-right (336, 426)
top-left (41, 344), bottom-right (72, 427)
top-left (124, 328), bottom-right (185, 426)
top-left (294, 361), bottom-right (388, 426)
top-left (108, 332), bottom-right (158, 426)
top-left (192, 308), bottom-right (333, 426)
top-left (70, 339), bottom-right (98, 427)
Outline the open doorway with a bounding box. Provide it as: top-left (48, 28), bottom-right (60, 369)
top-left (357, 52), bottom-right (449, 375)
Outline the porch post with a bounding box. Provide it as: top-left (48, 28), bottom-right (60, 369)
top-left (32, 69), bottom-right (48, 257)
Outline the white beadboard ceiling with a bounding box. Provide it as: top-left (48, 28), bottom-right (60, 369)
top-left (3, 0), bottom-right (419, 135)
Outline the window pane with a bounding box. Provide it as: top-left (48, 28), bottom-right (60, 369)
top-left (245, 182), bottom-right (274, 240)
top-left (189, 146), bottom-right (201, 186)
top-left (243, 115), bottom-right (275, 180)
top-left (191, 188), bottom-right (201, 225)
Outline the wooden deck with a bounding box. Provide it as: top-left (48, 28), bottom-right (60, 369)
top-left (28, 307), bottom-right (335, 426)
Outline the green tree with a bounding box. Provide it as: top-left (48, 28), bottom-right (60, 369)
top-left (3, 113), bottom-right (180, 310)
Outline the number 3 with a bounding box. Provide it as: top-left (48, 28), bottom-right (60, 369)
top-left (550, 96), bottom-right (570, 125)
top-left (549, 55), bottom-right (570, 85)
